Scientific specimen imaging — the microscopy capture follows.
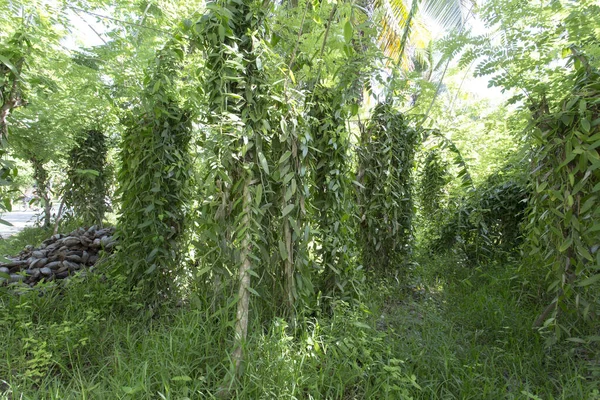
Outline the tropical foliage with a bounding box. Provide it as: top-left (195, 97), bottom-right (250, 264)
top-left (0, 0), bottom-right (598, 398)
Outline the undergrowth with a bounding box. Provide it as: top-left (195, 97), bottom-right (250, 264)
top-left (0, 230), bottom-right (598, 399)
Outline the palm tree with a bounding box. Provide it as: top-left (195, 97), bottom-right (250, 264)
top-left (373, 0), bottom-right (475, 71)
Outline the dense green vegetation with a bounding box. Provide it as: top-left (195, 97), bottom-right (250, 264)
top-left (0, 0), bottom-right (598, 398)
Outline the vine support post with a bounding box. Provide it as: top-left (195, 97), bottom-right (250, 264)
top-left (283, 216), bottom-right (295, 314)
top-left (232, 174), bottom-right (253, 377)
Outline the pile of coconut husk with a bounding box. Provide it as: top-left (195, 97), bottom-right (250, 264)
top-left (0, 226), bottom-right (115, 287)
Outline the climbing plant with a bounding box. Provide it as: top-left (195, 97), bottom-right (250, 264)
top-left (29, 155), bottom-right (52, 228)
top-left (432, 164), bottom-right (528, 263)
top-left (192, 0), bottom-right (273, 380)
top-left (64, 129), bottom-right (109, 227)
top-left (307, 85), bottom-right (355, 299)
top-left (113, 39), bottom-right (192, 301)
top-left (527, 52), bottom-right (600, 338)
top-left (357, 103), bottom-right (420, 275)
top-left (418, 149), bottom-right (448, 218)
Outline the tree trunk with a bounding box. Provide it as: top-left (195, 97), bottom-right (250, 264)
top-left (0, 58), bottom-right (25, 139)
top-left (232, 177), bottom-right (252, 376)
top-left (283, 217), bottom-right (295, 314)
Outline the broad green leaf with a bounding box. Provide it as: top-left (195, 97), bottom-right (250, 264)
top-left (0, 218), bottom-right (12, 227)
top-left (344, 20), bottom-right (353, 43)
top-left (282, 204), bottom-right (294, 217)
top-left (258, 152), bottom-right (269, 175)
top-left (0, 55), bottom-right (19, 78)
top-left (558, 237), bottom-right (573, 252)
top-left (351, 321), bottom-right (371, 329)
top-left (278, 239), bottom-right (287, 261)
top-left (255, 184), bottom-right (263, 207)
top-left (279, 151), bottom-right (291, 165)
top-left (577, 274), bottom-right (600, 287)
top-left (285, 186), bottom-right (293, 202)
top-left (218, 24), bottom-right (225, 42)
top-left (580, 196), bottom-right (596, 214)
top-left (145, 264), bottom-right (157, 274)
top-left (581, 118), bottom-right (590, 133)
top-left (147, 248), bottom-right (159, 262)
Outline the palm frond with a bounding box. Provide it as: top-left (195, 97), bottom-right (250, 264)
top-left (396, 0), bottom-right (421, 66)
top-left (371, 0), bottom-right (476, 68)
top-left (420, 0), bottom-right (475, 31)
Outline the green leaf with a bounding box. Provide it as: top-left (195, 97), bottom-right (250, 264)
top-left (0, 218), bottom-right (13, 227)
top-left (278, 239), bottom-right (288, 261)
top-left (577, 274), bottom-right (600, 287)
top-left (580, 196), bottom-right (596, 214)
top-left (147, 248), bottom-right (159, 262)
top-left (255, 184), bottom-right (263, 207)
top-left (351, 321), bottom-right (371, 329)
top-left (285, 186), bottom-right (293, 202)
top-left (145, 264), bottom-right (157, 274)
top-left (75, 168), bottom-right (100, 177)
top-left (122, 386), bottom-right (141, 394)
top-left (0, 55), bottom-right (19, 78)
top-left (282, 204), bottom-right (294, 217)
top-left (581, 118), bottom-right (591, 133)
top-left (171, 375), bottom-right (192, 382)
top-left (258, 152), bottom-right (269, 175)
top-left (196, 266), bottom-right (211, 277)
top-left (218, 24), bottom-right (225, 42)
top-left (558, 237), bottom-right (573, 252)
top-left (278, 151), bottom-right (291, 165)
top-left (344, 20), bottom-right (353, 43)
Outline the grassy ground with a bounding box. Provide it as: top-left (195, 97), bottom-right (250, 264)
top-left (0, 228), bottom-right (598, 399)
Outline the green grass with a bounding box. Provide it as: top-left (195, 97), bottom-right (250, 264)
top-left (0, 229), bottom-right (598, 399)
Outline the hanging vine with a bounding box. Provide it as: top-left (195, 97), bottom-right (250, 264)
top-left (29, 155), bottom-right (52, 229)
top-left (417, 149), bottom-right (448, 218)
top-left (357, 103), bottom-right (420, 275)
top-left (64, 129), bottom-right (109, 227)
top-left (192, 0), bottom-right (270, 380)
top-left (527, 51), bottom-right (600, 337)
top-left (308, 85), bottom-right (355, 299)
top-left (113, 40), bottom-right (192, 301)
